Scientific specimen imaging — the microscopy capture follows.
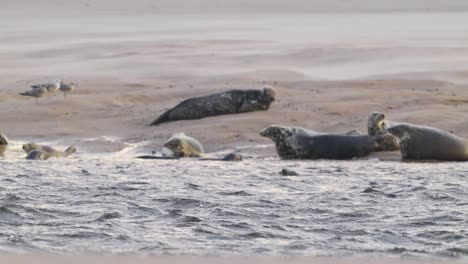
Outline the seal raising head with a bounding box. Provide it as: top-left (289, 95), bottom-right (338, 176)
top-left (367, 112), bottom-right (399, 152)
top-left (163, 133), bottom-right (204, 158)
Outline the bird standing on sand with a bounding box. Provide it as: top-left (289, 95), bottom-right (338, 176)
top-left (31, 80), bottom-right (61, 98)
top-left (20, 86), bottom-right (47, 104)
top-left (59, 82), bottom-right (76, 99)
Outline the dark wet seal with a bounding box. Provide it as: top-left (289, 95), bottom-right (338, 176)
top-left (219, 190), bottom-right (253, 196)
top-left (149, 86), bottom-right (275, 126)
top-left (279, 169), bottom-right (299, 176)
top-left (96, 211), bottom-right (122, 221)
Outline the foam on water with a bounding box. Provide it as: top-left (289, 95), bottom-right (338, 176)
top-left (0, 139), bottom-right (467, 258)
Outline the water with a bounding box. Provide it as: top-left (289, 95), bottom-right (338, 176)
top-left (0, 141), bottom-right (467, 258)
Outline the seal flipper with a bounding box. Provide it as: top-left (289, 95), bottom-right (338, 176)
top-left (64, 146), bottom-right (77, 157)
top-left (149, 109), bottom-right (171, 126)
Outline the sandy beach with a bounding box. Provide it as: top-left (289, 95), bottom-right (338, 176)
top-left (1, 0), bottom-right (468, 262)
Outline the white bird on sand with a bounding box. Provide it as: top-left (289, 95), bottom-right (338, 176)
top-left (20, 86), bottom-right (47, 104)
top-left (59, 82), bottom-right (77, 99)
top-left (31, 80), bottom-right (61, 93)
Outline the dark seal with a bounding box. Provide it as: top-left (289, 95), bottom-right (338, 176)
top-left (285, 134), bottom-right (378, 160)
top-left (150, 86), bottom-right (275, 126)
top-left (367, 112), bottom-right (399, 151)
top-left (260, 125), bottom-right (364, 160)
top-left (0, 134), bottom-right (8, 156)
top-left (388, 124), bottom-right (468, 161)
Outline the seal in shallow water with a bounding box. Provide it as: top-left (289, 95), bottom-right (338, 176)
top-left (0, 134), bottom-right (8, 156)
top-left (388, 124), bottom-right (468, 161)
top-left (260, 125), bottom-right (362, 159)
top-left (367, 112), bottom-right (399, 151)
top-left (26, 150), bottom-right (50, 160)
top-left (259, 125), bottom-right (322, 159)
top-left (149, 86), bottom-right (276, 126)
top-left (285, 134), bottom-right (378, 160)
top-left (163, 133), bottom-right (204, 158)
top-left (22, 142), bottom-right (76, 158)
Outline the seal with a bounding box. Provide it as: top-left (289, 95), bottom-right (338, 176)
top-left (163, 133), bottom-right (204, 158)
top-left (0, 134), bottom-right (8, 156)
top-left (150, 86), bottom-right (276, 126)
top-left (26, 150), bottom-right (49, 160)
top-left (22, 142), bottom-right (77, 158)
top-left (260, 125), bottom-right (362, 159)
top-left (367, 112), bottom-right (399, 151)
top-left (259, 125), bottom-right (322, 159)
top-left (388, 124), bottom-right (468, 161)
top-left (285, 134), bottom-right (378, 160)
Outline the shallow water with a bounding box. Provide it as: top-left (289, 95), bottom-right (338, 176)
top-left (0, 141), bottom-right (467, 258)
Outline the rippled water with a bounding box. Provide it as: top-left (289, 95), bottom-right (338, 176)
top-left (0, 141), bottom-right (467, 258)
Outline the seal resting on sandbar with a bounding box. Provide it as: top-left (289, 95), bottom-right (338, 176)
top-left (260, 125), bottom-right (365, 159)
top-left (22, 142), bottom-right (77, 159)
top-left (149, 86), bottom-right (276, 126)
top-left (388, 124), bottom-right (468, 161)
top-left (367, 112), bottom-right (399, 151)
top-left (0, 134), bottom-right (8, 156)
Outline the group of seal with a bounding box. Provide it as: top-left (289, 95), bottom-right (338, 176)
top-left (260, 112), bottom-right (468, 162)
top-left (149, 86), bottom-right (276, 126)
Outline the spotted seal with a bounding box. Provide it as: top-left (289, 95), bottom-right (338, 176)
top-left (150, 86), bottom-right (276, 126)
top-left (367, 112), bottom-right (399, 151)
top-left (260, 125), bottom-right (364, 159)
top-left (388, 124), bottom-right (468, 161)
top-left (0, 134), bottom-right (8, 156)
top-left (162, 133), bottom-right (205, 158)
top-left (22, 142), bottom-right (76, 158)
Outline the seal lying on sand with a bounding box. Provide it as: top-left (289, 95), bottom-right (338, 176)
top-left (388, 124), bottom-right (468, 161)
top-left (260, 125), bottom-right (364, 159)
top-left (163, 133), bottom-right (205, 158)
top-left (367, 112), bottom-right (399, 151)
top-left (0, 134), bottom-right (8, 156)
top-left (150, 86), bottom-right (276, 126)
top-left (285, 134), bottom-right (378, 160)
top-left (22, 142), bottom-right (76, 158)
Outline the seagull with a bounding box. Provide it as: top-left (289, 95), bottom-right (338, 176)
top-left (31, 80), bottom-right (60, 98)
top-left (20, 86), bottom-right (47, 104)
top-left (59, 82), bottom-right (77, 99)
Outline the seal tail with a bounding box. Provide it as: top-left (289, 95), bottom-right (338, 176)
top-left (149, 111), bottom-right (170, 126)
top-left (64, 146), bottom-right (77, 156)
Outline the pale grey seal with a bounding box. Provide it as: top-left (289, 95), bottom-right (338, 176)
top-left (367, 112), bottom-right (400, 151)
top-left (388, 124), bottom-right (468, 161)
top-left (22, 142), bottom-right (76, 158)
top-left (163, 133), bottom-right (204, 158)
top-left (150, 86), bottom-right (276, 126)
top-left (0, 134), bottom-right (8, 156)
